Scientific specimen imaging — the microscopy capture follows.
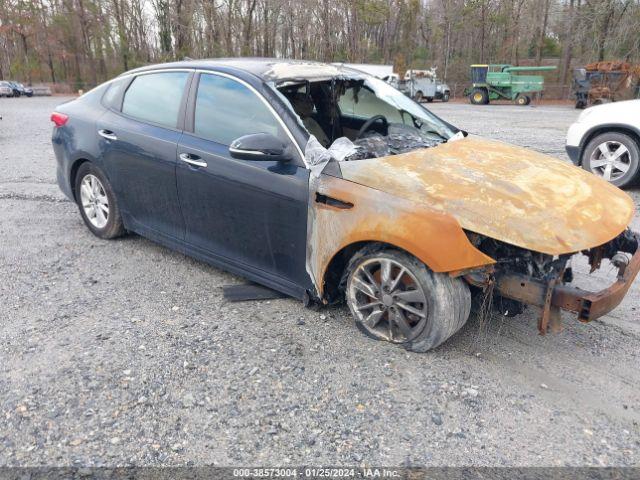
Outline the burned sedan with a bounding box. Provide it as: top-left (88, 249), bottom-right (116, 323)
top-left (51, 59), bottom-right (640, 352)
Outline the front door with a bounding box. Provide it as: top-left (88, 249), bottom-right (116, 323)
top-left (176, 72), bottom-right (310, 290)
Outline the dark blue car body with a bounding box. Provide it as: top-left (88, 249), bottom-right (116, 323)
top-left (52, 59), bottom-right (315, 300)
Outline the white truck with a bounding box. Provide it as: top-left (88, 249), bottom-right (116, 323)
top-left (383, 69), bottom-right (450, 103)
top-left (333, 63), bottom-right (450, 103)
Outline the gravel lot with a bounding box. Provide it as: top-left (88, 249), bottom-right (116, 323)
top-left (1, 97), bottom-right (639, 468)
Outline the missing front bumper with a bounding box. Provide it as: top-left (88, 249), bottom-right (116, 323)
top-left (466, 230), bottom-right (640, 334)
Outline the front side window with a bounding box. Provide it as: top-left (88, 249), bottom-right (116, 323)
top-left (122, 71), bottom-right (189, 128)
top-left (194, 74), bottom-right (283, 145)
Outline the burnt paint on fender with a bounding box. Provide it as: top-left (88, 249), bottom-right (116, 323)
top-left (307, 174), bottom-right (495, 296)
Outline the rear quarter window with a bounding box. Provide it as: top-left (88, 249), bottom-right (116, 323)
top-left (122, 71), bottom-right (189, 129)
top-left (101, 77), bottom-right (129, 110)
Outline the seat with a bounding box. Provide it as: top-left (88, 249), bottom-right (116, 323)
top-left (290, 93), bottom-right (330, 147)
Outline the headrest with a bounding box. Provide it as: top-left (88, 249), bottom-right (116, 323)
top-left (290, 93), bottom-right (314, 118)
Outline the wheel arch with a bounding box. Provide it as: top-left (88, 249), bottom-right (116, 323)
top-left (579, 124), bottom-right (640, 165)
top-left (321, 241), bottom-right (398, 303)
top-left (69, 158), bottom-right (92, 201)
top-left (320, 237), bottom-right (490, 304)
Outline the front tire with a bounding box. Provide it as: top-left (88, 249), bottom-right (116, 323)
top-left (470, 88), bottom-right (488, 105)
top-left (75, 162), bottom-right (126, 239)
top-left (345, 248), bottom-right (471, 352)
top-left (582, 132), bottom-right (640, 188)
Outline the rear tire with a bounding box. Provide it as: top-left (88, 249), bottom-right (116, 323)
top-left (442, 93), bottom-right (450, 102)
top-left (344, 248), bottom-right (471, 352)
top-left (516, 95), bottom-right (530, 106)
top-left (581, 132), bottom-right (640, 188)
top-left (414, 91), bottom-right (423, 103)
top-left (75, 162), bottom-right (126, 239)
top-left (470, 88), bottom-right (488, 105)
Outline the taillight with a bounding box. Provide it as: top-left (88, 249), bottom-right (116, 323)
top-left (50, 112), bottom-right (69, 127)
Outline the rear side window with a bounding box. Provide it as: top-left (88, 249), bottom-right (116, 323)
top-left (193, 73), bottom-right (283, 145)
top-left (102, 77), bottom-right (128, 110)
top-left (122, 72), bottom-right (189, 128)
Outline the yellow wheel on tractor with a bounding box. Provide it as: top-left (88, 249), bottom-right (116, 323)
top-left (469, 88), bottom-right (489, 105)
top-left (516, 95), bottom-right (531, 106)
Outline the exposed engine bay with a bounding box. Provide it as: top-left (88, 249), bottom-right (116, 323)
top-left (465, 229), bottom-right (640, 332)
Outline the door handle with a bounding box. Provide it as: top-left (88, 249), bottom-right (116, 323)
top-left (98, 129), bottom-right (117, 141)
top-left (179, 153), bottom-right (207, 168)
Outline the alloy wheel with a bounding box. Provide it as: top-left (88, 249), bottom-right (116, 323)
top-left (80, 174), bottom-right (109, 229)
top-left (589, 140), bottom-right (631, 181)
top-left (347, 257), bottom-right (429, 343)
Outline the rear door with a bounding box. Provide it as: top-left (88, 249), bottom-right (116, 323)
top-left (97, 70), bottom-right (192, 240)
top-left (176, 72), bottom-right (310, 290)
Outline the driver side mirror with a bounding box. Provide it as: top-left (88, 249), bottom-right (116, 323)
top-left (229, 133), bottom-right (292, 162)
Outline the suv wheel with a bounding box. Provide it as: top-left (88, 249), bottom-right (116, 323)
top-left (582, 132), bottom-right (640, 188)
top-left (344, 248), bottom-right (471, 352)
top-left (75, 162), bottom-right (126, 239)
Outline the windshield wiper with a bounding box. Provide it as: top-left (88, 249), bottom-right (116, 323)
top-left (423, 130), bottom-right (448, 141)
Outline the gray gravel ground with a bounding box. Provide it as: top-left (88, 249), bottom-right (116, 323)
top-left (1, 97), bottom-right (639, 467)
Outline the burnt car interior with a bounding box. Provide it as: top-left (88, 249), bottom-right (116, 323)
top-left (277, 76), bottom-right (457, 160)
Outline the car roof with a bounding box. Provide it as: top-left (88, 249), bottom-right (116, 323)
top-left (124, 58), bottom-right (367, 83)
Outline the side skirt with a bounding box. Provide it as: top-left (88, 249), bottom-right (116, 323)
top-left (122, 214), bottom-right (308, 301)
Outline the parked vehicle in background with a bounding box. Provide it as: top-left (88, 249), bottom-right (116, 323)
top-left (0, 81), bottom-right (13, 97)
top-left (17, 83), bottom-right (33, 97)
top-left (465, 64), bottom-right (556, 105)
top-left (383, 69), bottom-right (450, 103)
top-left (566, 99), bottom-right (640, 188)
top-left (573, 61), bottom-right (640, 109)
top-left (404, 69), bottom-right (450, 103)
top-left (51, 59), bottom-right (639, 352)
top-left (7, 82), bottom-right (23, 97)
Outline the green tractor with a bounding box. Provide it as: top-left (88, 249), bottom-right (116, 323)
top-left (466, 64), bottom-right (557, 105)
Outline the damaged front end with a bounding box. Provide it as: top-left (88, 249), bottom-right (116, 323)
top-left (464, 229), bottom-right (640, 334)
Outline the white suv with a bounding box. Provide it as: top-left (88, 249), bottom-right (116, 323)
top-left (566, 99), bottom-right (640, 188)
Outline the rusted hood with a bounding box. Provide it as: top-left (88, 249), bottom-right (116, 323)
top-left (338, 136), bottom-right (635, 255)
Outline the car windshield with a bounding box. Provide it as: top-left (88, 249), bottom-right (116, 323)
top-left (275, 73), bottom-right (458, 167)
top-left (353, 76), bottom-right (455, 139)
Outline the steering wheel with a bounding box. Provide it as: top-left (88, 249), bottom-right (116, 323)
top-left (356, 115), bottom-right (388, 140)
